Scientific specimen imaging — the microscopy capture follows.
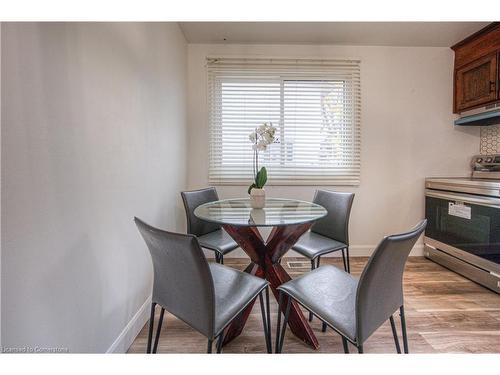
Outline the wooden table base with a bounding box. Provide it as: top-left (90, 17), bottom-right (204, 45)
top-left (221, 223), bottom-right (319, 350)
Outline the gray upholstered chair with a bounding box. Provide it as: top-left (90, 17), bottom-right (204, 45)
top-left (293, 190), bottom-right (355, 273)
top-left (134, 217), bottom-right (271, 353)
top-left (276, 220), bottom-right (427, 354)
top-left (292, 190), bottom-right (354, 327)
top-left (181, 188), bottom-right (238, 264)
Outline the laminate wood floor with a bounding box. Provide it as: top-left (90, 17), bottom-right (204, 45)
top-left (127, 257), bottom-right (500, 354)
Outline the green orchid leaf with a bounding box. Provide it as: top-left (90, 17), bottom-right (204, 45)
top-left (254, 170), bottom-right (260, 185)
top-left (247, 183), bottom-right (257, 195)
top-left (255, 167), bottom-right (267, 188)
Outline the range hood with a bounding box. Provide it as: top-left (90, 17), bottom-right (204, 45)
top-left (455, 104), bottom-right (500, 126)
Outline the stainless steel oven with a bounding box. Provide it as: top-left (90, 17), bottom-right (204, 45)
top-left (424, 154), bottom-right (500, 293)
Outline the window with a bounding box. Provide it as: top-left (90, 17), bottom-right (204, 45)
top-left (207, 58), bottom-right (361, 185)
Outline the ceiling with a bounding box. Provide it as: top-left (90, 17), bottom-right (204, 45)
top-left (179, 22), bottom-right (490, 47)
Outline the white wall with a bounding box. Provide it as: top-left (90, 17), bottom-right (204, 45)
top-left (187, 43), bottom-right (480, 257)
top-left (0, 23), bottom-right (2, 349)
top-left (1, 23), bottom-right (187, 352)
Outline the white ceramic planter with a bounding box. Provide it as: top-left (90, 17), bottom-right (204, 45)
top-left (249, 208), bottom-right (266, 225)
top-left (250, 188), bottom-right (266, 209)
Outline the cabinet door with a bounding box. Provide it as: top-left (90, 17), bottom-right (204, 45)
top-left (455, 53), bottom-right (497, 112)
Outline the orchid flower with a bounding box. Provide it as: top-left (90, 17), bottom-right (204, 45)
top-left (248, 122), bottom-right (277, 193)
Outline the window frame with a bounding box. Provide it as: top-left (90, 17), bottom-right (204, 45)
top-left (207, 57), bottom-right (361, 186)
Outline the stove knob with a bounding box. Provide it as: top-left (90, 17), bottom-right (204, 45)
top-left (485, 157), bottom-right (493, 163)
top-left (476, 157), bottom-right (483, 163)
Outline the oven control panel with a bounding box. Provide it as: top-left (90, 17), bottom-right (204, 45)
top-left (471, 154), bottom-right (500, 170)
top-left (471, 154), bottom-right (500, 179)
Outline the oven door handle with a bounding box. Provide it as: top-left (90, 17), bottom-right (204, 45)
top-left (425, 189), bottom-right (500, 208)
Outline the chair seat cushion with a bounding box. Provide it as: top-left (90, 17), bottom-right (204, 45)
top-left (278, 265), bottom-right (358, 340)
top-left (209, 263), bottom-right (268, 336)
top-left (292, 231), bottom-right (347, 260)
top-left (198, 229), bottom-right (238, 255)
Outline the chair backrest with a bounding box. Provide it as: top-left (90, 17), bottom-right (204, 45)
top-left (181, 187), bottom-right (221, 236)
top-left (134, 217), bottom-right (215, 338)
top-left (311, 190), bottom-right (355, 245)
top-left (355, 220), bottom-right (427, 343)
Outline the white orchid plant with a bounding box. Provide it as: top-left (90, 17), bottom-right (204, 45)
top-left (247, 122), bottom-right (277, 194)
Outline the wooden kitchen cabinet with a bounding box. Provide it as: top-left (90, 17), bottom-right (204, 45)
top-left (452, 23), bottom-right (500, 113)
top-left (455, 53), bottom-right (497, 112)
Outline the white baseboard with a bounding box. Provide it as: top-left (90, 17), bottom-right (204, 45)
top-left (204, 243), bottom-right (424, 259)
top-left (107, 296), bottom-right (151, 353)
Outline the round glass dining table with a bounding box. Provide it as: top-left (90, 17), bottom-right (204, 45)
top-left (195, 198), bottom-right (327, 350)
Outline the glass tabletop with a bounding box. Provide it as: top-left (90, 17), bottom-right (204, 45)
top-left (194, 198), bottom-right (327, 227)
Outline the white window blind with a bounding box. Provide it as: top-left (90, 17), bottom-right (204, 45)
top-left (207, 57), bottom-right (361, 185)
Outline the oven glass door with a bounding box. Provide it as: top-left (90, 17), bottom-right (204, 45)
top-left (425, 192), bottom-right (500, 264)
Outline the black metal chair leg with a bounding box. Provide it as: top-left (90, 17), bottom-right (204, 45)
top-left (259, 289), bottom-right (271, 353)
top-left (400, 305), bottom-right (409, 354)
top-left (265, 287), bottom-right (272, 353)
top-left (308, 260), bottom-right (316, 322)
top-left (215, 253), bottom-right (224, 264)
top-left (342, 337), bottom-right (349, 353)
top-left (341, 249), bottom-right (347, 272)
top-left (275, 291), bottom-right (283, 353)
top-left (146, 302), bottom-right (156, 353)
top-left (322, 321), bottom-right (327, 332)
top-left (216, 334), bottom-right (223, 353)
top-left (277, 296), bottom-right (292, 354)
top-left (152, 307), bottom-right (165, 353)
top-left (389, 315), bottom-right (401, 354)
top-left (357, 344), bottom-right (364, 353)
top-left (316, 258), bottom-right (326, 330)
top-left (207, 339), bottom-right (213, 353)
top-left (346, 247), bottom-right (350, 273)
